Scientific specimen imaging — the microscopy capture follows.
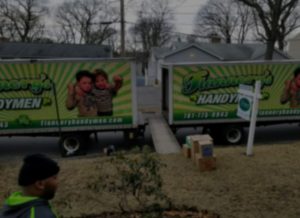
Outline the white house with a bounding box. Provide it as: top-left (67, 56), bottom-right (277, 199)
top-left (147, 43), bottom-right (289, 85)
top-left (287, 32), bottom-right (300, 59)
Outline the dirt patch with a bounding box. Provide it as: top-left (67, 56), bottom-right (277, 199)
top-left (1, 143), bottom-right (300, 218)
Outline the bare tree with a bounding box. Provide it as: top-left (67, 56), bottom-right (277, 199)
top-left (236, 0), bottom-right (300, 59)
top-left (54, 0), bottom-right (118, 45)
top-left (194, 0), bottom-right (253, 44)
top-left (235, 1), bottom-right (255, 43)
top-left (0, 0), bottom-right (48, 42)
top-left (130, 0), bottom-right (175, 57)
top-left (277, 3), bottom-right (300, 50)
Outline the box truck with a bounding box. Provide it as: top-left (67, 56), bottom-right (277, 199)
top-left (0, 58), bottom-right (145, 156)
top-left (161, 60), bottom-right (300, 145)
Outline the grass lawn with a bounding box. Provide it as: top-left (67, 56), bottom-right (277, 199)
top-left (1, 142), bottom-right (300, 218)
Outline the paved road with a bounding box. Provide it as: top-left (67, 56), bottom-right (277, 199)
top-left (0, 130), bottom-right (153, 160)
top-left (0, 123), bottom-right (299, 160)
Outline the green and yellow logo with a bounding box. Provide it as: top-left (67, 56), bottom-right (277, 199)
top-left (181, 69), bottom-right (273, 95)
top-left (0, 74), bottom-right (52, 95)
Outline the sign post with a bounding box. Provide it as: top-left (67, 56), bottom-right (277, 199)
top-left (237, 81), bottom-right (261, 156)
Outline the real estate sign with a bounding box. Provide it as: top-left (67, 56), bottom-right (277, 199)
top-left (237, 84), bottom-right (253, 121)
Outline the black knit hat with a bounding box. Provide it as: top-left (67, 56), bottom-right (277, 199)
top-left (18, 153), bottom-right (60, 186)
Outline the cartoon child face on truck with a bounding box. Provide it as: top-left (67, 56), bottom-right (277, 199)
top-left (74, 71), bottom-right (94, 95)
top-left (92, 69), bottom-right (123, 116)
top-left (280, 67), bottom-right (300, 108)
top-left (66, 70), bottom-right (97, 116)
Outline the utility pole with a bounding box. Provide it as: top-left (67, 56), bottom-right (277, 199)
top-left (120, 0), bottom-right (125, 56)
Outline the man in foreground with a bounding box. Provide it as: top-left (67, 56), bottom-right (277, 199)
top-left (0, 153), bottom-right (60, 218)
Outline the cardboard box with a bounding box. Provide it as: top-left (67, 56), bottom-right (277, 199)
top-left (194, 153), bottom-right (202, 165)
top-left (196, 134), bottom-right (213, 142)
top-left (191, 140), bottom-right (200, 161)
top-left (186, 135), bottom-right (201, 147)
top-left (186, 134), bottom-right (213, 149)
top-left (186, 134), bottom-right (212, 144)
top-left (182, 144), bottom-right (191, 158)
top-left (198, 140), bottom-right (214, 157)
top-left (196, 156), bottom-right (217, 172)
top-left (187, 134), bottom-right (214, 161)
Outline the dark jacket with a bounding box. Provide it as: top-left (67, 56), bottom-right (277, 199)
top-left (0, 192), bottom-right (57, 218)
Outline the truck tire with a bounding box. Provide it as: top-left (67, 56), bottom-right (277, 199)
top-left (59, 134), bottom-right (87, 157)
top-left (221, 125), bottom-right (244, 145)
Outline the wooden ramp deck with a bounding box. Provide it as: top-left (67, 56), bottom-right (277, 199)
top-left (149, 115), bottom-right (181, 154)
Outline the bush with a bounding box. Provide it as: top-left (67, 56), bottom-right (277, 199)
top-left (87, 146), bottom-right (171, 213)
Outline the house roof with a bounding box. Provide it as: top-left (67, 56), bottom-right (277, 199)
top-left (287, 32), bottom-right (300, 41)
top-left (152, 42), bottom-right (289, 61)
top-left (151, 47), bottom-right (172, 59)
top-left (0, 42), bottom-right (112, 59)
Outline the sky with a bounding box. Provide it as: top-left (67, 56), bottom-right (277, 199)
top-left (48, 0), bottom-right (208, 35)
top-left (172, 0), bottom-right (208, 34)
top-left (125, 0), bottom-right (209, 34)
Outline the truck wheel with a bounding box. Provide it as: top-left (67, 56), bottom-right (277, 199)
top-left (59, 134), bottom-right (86, 157)
top-left (221, 125), bottom-right (244, 145)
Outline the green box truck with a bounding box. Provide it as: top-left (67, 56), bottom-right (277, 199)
top-left (161, 60), bottom-right (300, 144)
top-left (0, 58), bottom-right (145, 156)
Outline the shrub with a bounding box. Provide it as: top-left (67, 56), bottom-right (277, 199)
top-left (87, 146), bottom-right (171, 213)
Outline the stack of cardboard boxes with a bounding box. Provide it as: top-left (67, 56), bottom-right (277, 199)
top-left (182, 134), bottom-right (216, 172)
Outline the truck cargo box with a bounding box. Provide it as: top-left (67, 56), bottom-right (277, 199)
top-left (0, 58), bottom-right (142, 156)
top-left (161, 60), bottom-right (300, 144)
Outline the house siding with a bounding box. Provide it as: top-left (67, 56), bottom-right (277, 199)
top-left (287, 39), bottom-right (300, 59)
top-left (164, 47), bottom-right (218, 63)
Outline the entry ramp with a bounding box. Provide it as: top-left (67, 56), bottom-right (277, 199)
top-left (149, 115), bottom-right (181, 154)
